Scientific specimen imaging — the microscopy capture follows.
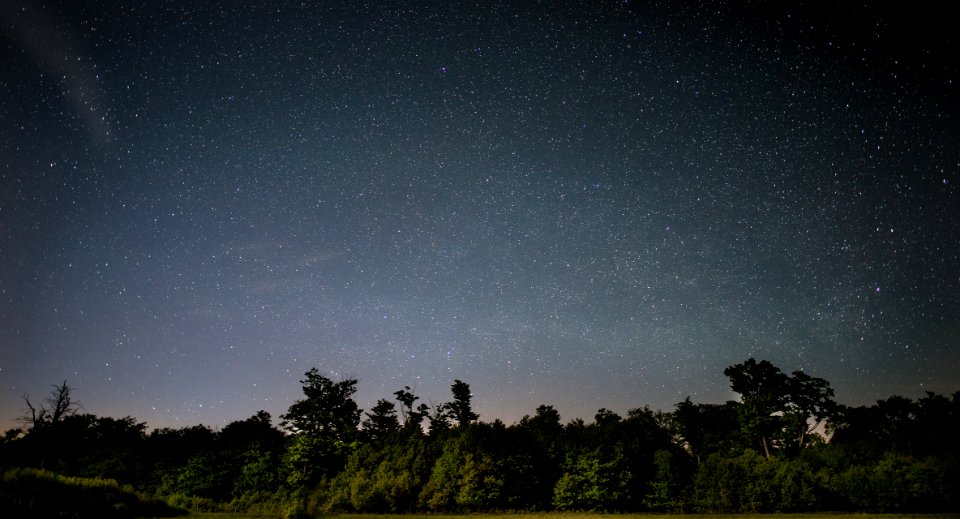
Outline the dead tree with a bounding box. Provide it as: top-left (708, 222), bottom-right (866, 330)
top-left (22, 380), bottom-right (81, 430)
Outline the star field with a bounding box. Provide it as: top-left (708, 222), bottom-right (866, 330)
top-left (1, 1), bottom-right (958, 429)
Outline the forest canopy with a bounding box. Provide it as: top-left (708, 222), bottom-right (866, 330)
top-left (2, 358), bottom-right (958, 517)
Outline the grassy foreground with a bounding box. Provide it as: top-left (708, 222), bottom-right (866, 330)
top-left (186, 514), bottom-right (960, 519)
top-left (0, 467), bottom-right (185, 518)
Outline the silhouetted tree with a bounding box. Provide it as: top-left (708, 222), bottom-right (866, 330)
top-left (74, 415), bottom-right (148, 484)
top-left (784, 370), bottom-right (836, 453)
top-left (4, 369), bottom-right (957, 514)
top-left (426, 402), bottom-right (452, 436)
top-left (724, 359), bottom-right (790, 458)
top-left (518, 404), bottom-right (563, 458)
top-left (594, 408), bottom-right (622, 429)
top-left (362, 399), bottom-right (400, 441)
top-left (281, 368), bottom-right (360, 482)
top-left (674, 398), bottom-right (745, 463)
top-left (215, 411), bottom-right (285, 501)
top-left (22, 380), bottom-right (80, 431)
top-left (724, 358), bottom-right (835, 458)
top-left (447, 380), bottom-right (479, 427)
top-left (394, 386), bottom-right (428, 433)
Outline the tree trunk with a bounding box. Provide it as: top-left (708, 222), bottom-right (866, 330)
top-left (760, 435), bottom-right (772, 459)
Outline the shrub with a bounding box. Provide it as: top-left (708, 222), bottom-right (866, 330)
top-left (0, 466), bottom-right (185, 518)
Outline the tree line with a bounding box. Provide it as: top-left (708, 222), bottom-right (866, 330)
top-left (1, 358), bottom-right (958, 517)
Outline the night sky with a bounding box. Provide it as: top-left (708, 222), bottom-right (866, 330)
top-left (2, 1), bottom-right (958, 431)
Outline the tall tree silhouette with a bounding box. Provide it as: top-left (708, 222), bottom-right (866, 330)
top-left (724, 359), bottom-right (789, 458)
top-left (447, 380), bottom-right (478, 427)
top-left (362, 399), bottom-right (400, 441)
top-left (23, 380), bottom-right (80, 431)
top-left (394, 386), bottom-right (428, 433)
top-left (724, 358), bottom-right (835, 458)
top-left (281, 368), bottom-right (360, 481)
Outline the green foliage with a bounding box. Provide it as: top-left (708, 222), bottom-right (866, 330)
top-left (281, 369), bottom-right (361, 441)
top-left (643, 449), bottom-right (684, 511)
top-left (158, 451), bottom-right (230, 499)
top-left (553, 448), bottom-right (632, 511)
top-left (394, 386), bottom-right (429, 433)
top-left (143, 424), bottom-right (217, 494)
top-left (280, 369), bottom-right (361, 481)
top-left (772, 456), bottom-right (820, 511)
top-left (420, 422), bottom-right (545, 512)
top-left (674, 397), bottom-right (745, 461)
top-left (419, 433), bottom-right (472, 510)
top-left (827, 452), bottom-right (952, 512)
top-left (362, 398), bottom-right (401, 441)
top-left (326, 436), bottom-right (434, 513)
top-left (234, 447), bottom-right (280, 498)
top-left (456, 451), bottom-right (505, 510)
top-left (832, 391), bottom-right (960, 462)
top-left (280, 433), bottom-right (322, 488)
top-left (724, 358), bottom-right (836, 459)
top-left (152, 412), bottom-right (285, 504)
top-left (426, 402), bottom-right (453, 435)
top-left (498, 415), bottom-right (562, 510)
top-left (0, 466), bottom-right (185, 518)
top-left (691, 450), bottom-right (822, 513)
top-left (4, 364), bottom-right (958, 514)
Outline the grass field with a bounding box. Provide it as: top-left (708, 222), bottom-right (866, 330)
top-left (186, 514), bottom-right (960, 519)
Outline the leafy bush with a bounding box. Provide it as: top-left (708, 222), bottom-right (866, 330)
top-left (0, 466), bottom-right (185, 518)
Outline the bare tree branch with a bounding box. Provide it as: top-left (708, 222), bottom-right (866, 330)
top-left (21, 381), bottom-right (81, 430)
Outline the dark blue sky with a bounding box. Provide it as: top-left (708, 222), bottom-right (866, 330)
top-left (2, 1), bottom-right (958, 430)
